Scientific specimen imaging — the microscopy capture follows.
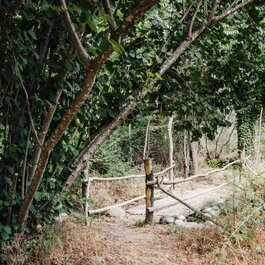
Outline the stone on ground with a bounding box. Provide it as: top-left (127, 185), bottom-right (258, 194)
top-left (106, 206), bottom-right (126, 218)
top-left (174, 220), bottom-right (204, 229)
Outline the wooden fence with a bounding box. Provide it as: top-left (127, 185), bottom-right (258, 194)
top-left (84, 159), bottom-right (241, 225)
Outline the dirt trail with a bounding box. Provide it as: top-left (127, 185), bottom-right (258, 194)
top-left (89, 219), bottom-right (211, 265)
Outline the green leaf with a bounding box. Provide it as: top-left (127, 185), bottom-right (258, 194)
top-left (3, 226), bottom-right (11, 235)
top-left (80, 0), bottom-right (90, 10)
top-left (7, 166), bottom-right (14, 175)
top-left (105, 14), bottom-right (115, 27)
top-left (41, 0), bottom-right (49, 11)
top-left (88, 47), bottom-right (97, 56)
top-left (34, 192), bottom-right (42, 202)
top-left (28, 30), bottom-right (37, 40)
top-left (109, 39), bottom-right (124, 53)
top-left (5, 177), bottom-right (13, 187)
top-left (87, 17), bottom-right (98, 33)
top-left (148, 71), bottom-right (154, 77)
top-left (80, 11), bottom-right (89, 23)
top-left (155, 73), bottom-right (163, 80)
top-left (116, 10), bottom-right (123, 19)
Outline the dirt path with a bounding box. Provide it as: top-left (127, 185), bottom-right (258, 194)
top-left (88, 219), bottom-right (213, 265)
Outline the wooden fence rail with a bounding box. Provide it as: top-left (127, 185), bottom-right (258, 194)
top-left (88, 195), bottom-right (146, 215)
top-left (85, 160), bottom-right (240, 225)
top-left (90, 164), bottom-right (175, 182)
top-left (147, 160), bottom-right (240, 186)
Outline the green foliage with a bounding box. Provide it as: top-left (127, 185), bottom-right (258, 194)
top-left (0, 0), bottom-right (263, 240)
top-left (133, 220), bottom-right (146, 228)
top-left (0, 223), bottom-right (65, 264)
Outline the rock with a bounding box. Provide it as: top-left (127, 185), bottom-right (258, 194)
top-left (203, 207), bottom-right (220, 217)
top-left (205, 221), bottom-right (215, 226)
top-left (106, 206), bottom-right (126, 218)
top-left (95, 256), bottom-right (105, 264)
top-left (177, 215), bottom-right (186, 221)
top-left (174, 220), bottom-right (204, 229)
top-left (36, 224), bottom-right (42, 232)
top-left (174, 219), bottom-right (184, 226)
top-left (159, 216), bottom-right (175, 224)
top-left (55, 212), bottom-right (69, 223)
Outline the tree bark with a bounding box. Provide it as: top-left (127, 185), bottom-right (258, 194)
top-left (190, 140), bottom-right (199, 175)
top-left (18, 69), bottom-right (98, 232)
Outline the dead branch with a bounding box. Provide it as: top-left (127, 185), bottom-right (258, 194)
top-left (204, 0), bottom-right (208, 17)
top-left (148, 183), bottom-right (227, 213)
top-left (156, 185), bottom-right (222, 226)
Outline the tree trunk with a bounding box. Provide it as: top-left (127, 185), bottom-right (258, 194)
top-left (18, 69), bottom-right (98, 232)
top-left (190, 141), bottom-right (199, 175)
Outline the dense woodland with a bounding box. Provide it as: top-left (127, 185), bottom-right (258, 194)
top-left (0, 0), bottom-right (264, 251)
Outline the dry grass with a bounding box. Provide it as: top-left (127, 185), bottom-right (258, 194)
top-left (90, 178), bottom-right (145, 209)
top-left (2, 219), bottom-right (264, 265)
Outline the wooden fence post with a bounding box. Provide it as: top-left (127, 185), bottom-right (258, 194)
top-left (144, 158), bottom-right (154, 224)
top-left (82, 164), bottom-right (90, 226)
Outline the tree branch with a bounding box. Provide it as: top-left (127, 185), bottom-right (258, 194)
top-left (213, 0), bottom-right (257, 23)
top-left (62, 0), bottom-right (259, 190)
top-left (188, 0), bottom-right (202, 38)
top-left (180, 2), bottom-right (195, 24)
top-left (96, 0), bottom-right (159, 67)
top-left (59, 0), bottom-right (91, 67)
top-left (102, 0), bottom-right (116, 29)
top-left (208, 0), bottom-right (221, 21)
